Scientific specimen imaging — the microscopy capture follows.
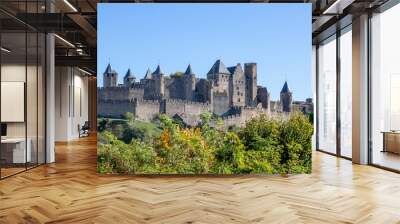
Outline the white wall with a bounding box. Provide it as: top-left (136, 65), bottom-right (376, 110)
top-left (1, 63), bottom-right (46, 164)
top-left (1, 65), bottom-right (26, 138)
top-left (55, 66), bottom-right (69, 140)
top-left (55, 67), bottom-right (89, 141)
top-left (1, 65), bottom-right (41, 138)
top-left (71, 72), bottom-right (89, 138)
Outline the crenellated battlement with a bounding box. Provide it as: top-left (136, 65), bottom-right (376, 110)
top-left (164, 99), bottom-right (209, 107)
top-left (136, 99), bottom-right (160, 105)
top-left (130, 83), bottom-right (146, 89)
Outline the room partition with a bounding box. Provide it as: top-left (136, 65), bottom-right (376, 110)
top-left (0, 0), bottom-right (46, 179)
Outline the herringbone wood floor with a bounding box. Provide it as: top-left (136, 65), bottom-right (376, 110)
top-left (1, 135), bottom-right (400, 224)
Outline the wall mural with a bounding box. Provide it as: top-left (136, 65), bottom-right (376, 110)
top-left (97, 3), bottom-right (313, 174)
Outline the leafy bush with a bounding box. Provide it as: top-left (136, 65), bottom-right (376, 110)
top-left (97, 112), bottom-right (313, 175)
top-left (238, 112), bottom-right (313, 174)
top-left (100, 118), bottom-right (161, 144)
top-left (97, 131), bottom-right (158, 174)
top-left (212, 132), bottom-right (245, 174)
top-left (279, 112), bottom-right (313, 174)
top-left (239, 114), bottom-right (281, 151)
top-left (97, 118), bottom-right (109, 132)
top-left (154, 115), bottom-right (213, 174)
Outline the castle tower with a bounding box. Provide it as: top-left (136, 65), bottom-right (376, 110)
top-left (244, 63), bottom-right (257, 107)
top-left (140, 68), bottom-right (152, 85)
top-left (144, 68), bottom-right (152, 79)
top-left (257, 86), bottom-right (270, 111)
top-left (280, 81), bottom-right (293, 113)
top-left (123, 68), bottom-right (135, 87)
top-left (152, 65), bottom-right (165, 98)
top-left (183, 64), bottom-right (196, 101)
top-left (103, 63), bottom-right (118, 87)
top-left (227, 63), bottom-right (245, 107)
top-left (207, 59), bottom-right (231, 94)
top-left (194, 79), bottom-right (211, 103)
top-left (207, 59), bottom-right (231, 115)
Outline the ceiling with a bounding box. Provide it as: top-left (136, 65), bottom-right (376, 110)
top-left (1, 0), bottom-right (98, 74)
top-left (0, 0), bottom-right (392, 73)
top-left (311, 0), bottom-right (391, 43)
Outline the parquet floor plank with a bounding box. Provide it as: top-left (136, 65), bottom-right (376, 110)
top-left (1, 135), bottom-right (400, 223)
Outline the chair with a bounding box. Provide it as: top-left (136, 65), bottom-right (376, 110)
top-left (78, 121), bottom-right (90, 138)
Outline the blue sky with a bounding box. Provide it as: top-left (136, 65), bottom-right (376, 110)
top-left (98, 4), bottom-right (312, 100)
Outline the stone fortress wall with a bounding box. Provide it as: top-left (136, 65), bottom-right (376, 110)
top-left (134, 99), bottom-right (160, 121)
top-left (97, 85), bottom-right (145, 101)
top-left (163, 99), bottom-right (210, 126)
top-left (98, 98), bottom-right (211, 125)
top-left (98, 99), bottom-right (135, 118)
top-left (163, 99), bottom-right (210, 117)
top-left (98, 60), bottom-right (312, 127)
top-left (215, 106), bottom-right (269, 128)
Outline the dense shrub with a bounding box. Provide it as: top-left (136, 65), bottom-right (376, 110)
top-left (239, 114), bottom-right (281, 151)
top-left (97, 131), bottom-right (158, 174)
top-left (279, 112), bottom-right (313, 173)
top-left (154, 115), bottom-right (213, 174)
top-left (240, 150), bottom-right (281, 174)
top-left (101, 117), bottom-right (161, 144)
top-left (97, 112), bottom-right (313, 175)
top-left (238, 112), bottom-right (313, 174)
top-left (97, 118), bottom-right (109, 132)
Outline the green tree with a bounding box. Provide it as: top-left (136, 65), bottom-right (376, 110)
top-left (239, 114), bottom-right (280, 151)
top-left (125, 112), bottom-right (135, 126)
top-left (97, 112), bottom-right (314, 175)
top-left (212, 132), bottom-right (245, 174)
top-left (170, 72), bottom-right (184, 78)
top-left (279, 112), bottom-right (314, 174)
top-left (98, 118), bottom-right (109, 132)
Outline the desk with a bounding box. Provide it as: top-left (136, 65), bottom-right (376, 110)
top-left (1, 138), bottom-right (31, 163)
top-left (382, 131), bottom-right (400, 154)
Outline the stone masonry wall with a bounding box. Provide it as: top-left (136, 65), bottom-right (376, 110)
top-left (134, 99), bottom-right (160, 122)
top-left (164, 99), bottom-right (210, 117)
top-left (97, 99), bottom-right (135, 118)
top-left (212, 91), bottom-right (230, 116)
top-left (98, 86), bottom-right (145, 101)
top-left (216, 107), bottom-right (269, 129)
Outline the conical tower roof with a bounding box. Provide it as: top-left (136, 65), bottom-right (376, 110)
top-left (184, 64), bottom-right (194, 75)
top-left (144, 68), bottom-right (152, 79)
top-left (124, 68), bottom-right (134, 79)
top-left (104, 63), bottom-right (112, 74)
top-left (281, 81), bottom-right (291, 93)
top-left (152, 65), bottom-right (163, 75)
